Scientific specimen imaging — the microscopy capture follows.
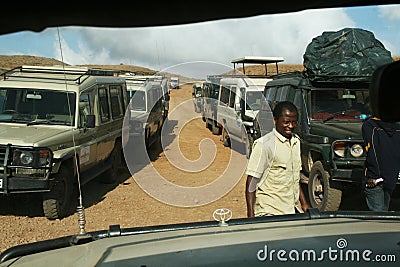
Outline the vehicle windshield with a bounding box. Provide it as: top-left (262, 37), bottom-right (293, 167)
top-left (0, 88), bottom-right (76, 126)
top-left (310, 89), bottom-right (370, 121)
top-left (129, 90), bottom-right (146, 111)
top-left (246, 91), bottom-right (264, 110)
top-left (195, 87), bottom-right (202, 95)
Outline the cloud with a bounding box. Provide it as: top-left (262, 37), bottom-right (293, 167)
top-left (55, 8), bottom-right (354, 72)
top-left (378, 5), bottom-right (400, 20)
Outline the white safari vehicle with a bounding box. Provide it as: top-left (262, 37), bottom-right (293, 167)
top-left (169, 76), bottom-right (179, 89)
top-left (0, 65), bottom-right (128, 219)
top-left (122, 74), bottom-right (169, 148)
top-left (215, 56), bottom-right (284, 157)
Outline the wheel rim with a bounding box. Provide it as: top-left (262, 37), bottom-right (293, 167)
top-left (311, 172), bottom-right (325, 206)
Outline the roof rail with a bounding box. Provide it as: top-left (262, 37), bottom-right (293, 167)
top-left (1, 65), bottom-right (119, 84)
top-left (231, 56), bottom-right (285, 76)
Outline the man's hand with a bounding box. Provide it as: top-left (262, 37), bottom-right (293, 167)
top-left (246, 175), bottom-right (257, 218)
top-left (301, 202), bottom-right (311, 212)
top-left (366, 178), bottom-right (383, 188)
top-left (366, 178), bottom-right (377, 188)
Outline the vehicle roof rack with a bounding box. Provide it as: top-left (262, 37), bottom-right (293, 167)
top-left (0, 65), bottom-right (120, 85)
top-left (231, 56), bottom-right (285, 76)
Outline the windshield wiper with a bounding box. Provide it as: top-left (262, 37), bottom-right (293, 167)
top-left (26, 119), bottom-right (53, 126)
top-left (322, 110), bottom-right (353, 123)
top-left (26, 118), bottom-right (72, 126)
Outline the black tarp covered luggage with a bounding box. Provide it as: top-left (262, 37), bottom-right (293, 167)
top-left (303, 28), bottom-right (393, 82)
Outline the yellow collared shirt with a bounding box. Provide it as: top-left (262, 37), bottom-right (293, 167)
top-left (246, 128), bottom-right (302, 216)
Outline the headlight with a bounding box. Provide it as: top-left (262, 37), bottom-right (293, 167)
top-left (350, 144), bottom-right (364, 157)
top-left (13, 149), bottom-right (52, 167)
top-left (20, 151), bottom-right (33, 165)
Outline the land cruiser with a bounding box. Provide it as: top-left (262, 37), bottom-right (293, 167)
top-left (122, 74), bottom-right (168, 149)
top-left (0, 65), bottom-right (128, 219)
top-left (255, 71), bottom-right (374, 211)
top-left (169, 77), bottom-right (179, 89)
top-left (251, 28), bottom-right (397, 211)
top-left (213, 56), bottom-right (283, 158)
top-left (202, 75), bottom-right (222, 135)
top-left (192, 82), bottom-right (203, 113)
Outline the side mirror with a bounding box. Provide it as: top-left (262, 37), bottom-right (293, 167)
top-left (234, 103), bottom-right (241, 111)
top-left (86, 115), bottom-right (95, 128)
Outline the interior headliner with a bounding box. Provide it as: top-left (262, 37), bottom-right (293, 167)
top-left (0, 1), bottom-right (399, 35)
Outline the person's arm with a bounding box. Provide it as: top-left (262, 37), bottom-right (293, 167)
top-left (362, 119), bottom-right (380, 187)
top-left (245, 175), bottom-right (257, 217)
top-left (299, 184), bottom-right (310, 212)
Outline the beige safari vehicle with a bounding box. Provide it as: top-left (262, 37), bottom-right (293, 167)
top-left (0, 65), bottom-right (128, 219)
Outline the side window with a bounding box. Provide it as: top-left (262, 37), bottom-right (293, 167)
top-left (79, 93), bottom-right (92, 127)
top-left (264, 86), bottom-right (277, 106)
top-left (98, 87), bottom-right (110, 123)
top-left (110, 85), bottom-right (123, 119)
top-left (204, 84), bottom-right (211, 103)
top-left (229, 86), bottom-right (236, 108)
top-left (220, 86), bottom-right (230, 105)
top-left (275, 85), bottom-right (290, 102)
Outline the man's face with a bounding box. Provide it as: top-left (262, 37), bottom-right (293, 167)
top-left (274, 108), bottom-right (298, 139)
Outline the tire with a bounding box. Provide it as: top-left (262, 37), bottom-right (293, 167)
top-left (211, 122), bottom-right (221, 135)
top-left (100, 142), bottom-right (122, 184)
top-left (43, 162), bottom-right (77, 220)
top-left (308, 161), bottom-right (342, 211)
top-left (152, 127), bottom-right (163, 152)
top-left (206, 119), bottom-right (211, 130)
top-left (222, 127), bottom-right (231, 147)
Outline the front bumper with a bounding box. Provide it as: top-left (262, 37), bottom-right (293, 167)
top-left (331, 168), bottom-right (364, 183)
top-left (0, 176), bottom-right (50, 194)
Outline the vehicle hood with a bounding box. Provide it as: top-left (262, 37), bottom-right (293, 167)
top-left (130, 111), bottom-right (148, 122)
top-left (0, 123), bottom-right (72, 146)
top-left (310, 122), bottom-right (362, 140)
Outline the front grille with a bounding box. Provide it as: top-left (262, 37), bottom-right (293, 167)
top-left (0, 145), bottom-right (10, 166)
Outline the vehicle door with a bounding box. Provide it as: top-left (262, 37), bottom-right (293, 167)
top-left (147, 85), bottom-right (163, 135)
top-left (96, 84), bottom-right (125, 162)
top-left (217, 85), bottom-right (232, 136)
top-left (217, 84), bottom-right (235, 137)
top-left (77, 89), bottom-right (98, 172)
top-left (230, 86), bottom-right (245, 140)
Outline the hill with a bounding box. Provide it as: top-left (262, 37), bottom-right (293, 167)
top-left (0, 55), bottom-right (398, 79)
top-left (0, 55), bottom-right (157, 75)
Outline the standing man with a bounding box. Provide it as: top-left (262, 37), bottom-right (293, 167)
top-left (362, 117), bottom-right (400, 211)
top-left (245, 101), bottom-right (309, 217)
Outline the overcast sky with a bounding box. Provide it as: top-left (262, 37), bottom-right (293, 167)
top-left (0, 5), bottom-right (399, 78)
